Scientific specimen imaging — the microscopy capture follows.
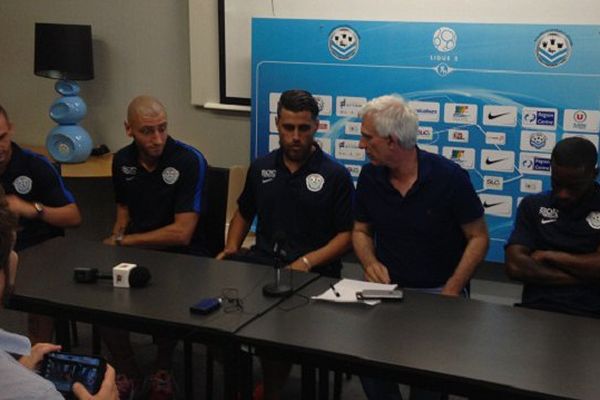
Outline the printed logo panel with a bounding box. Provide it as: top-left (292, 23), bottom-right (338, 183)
top-left (315, 137), bottom-right (332, 155)
top-left (519, 152), bottom-right (552, 176)
top-left (269, 113), bottom-right (277, 133)
top-left (479, 194), bottom-right (513, 217)
top-left (268, 134), bottom-right (280, 152)
top-left (417, 126), bottom-right (434, 141)
top-left (448, 129), bottom-right (469, 143)
top-left (269, 92), bottom-right (281, 113)
top-left (520, 131), bottom-right (556, 153)
top-left (336, 96), bottom-right (367, 117)
top-left (408, 101), bottom-right (440, 122)
top-left (480, 149), bottom-right (515, 172)
top-left (335, 139), bottom-right (365, 161)
top-left (419, 144), bottom-right (439, 154)
top-left (521, 107), bottom-right (557, 131)
top-left (317, 120), bottom-right (330, 133)
top-left (561, 133), bottom-right (600, 150)
top-left (344, 164), bottom-right (362, 178)
top-left (520, 178), bottom-right (543, 193)
top-left (483, 105), bottom-right (517, 127)
top-left (563, 109), bottom-right (600, 133)
top-left (444, 103), bottom-right (478, 124)
top-left (345, 122), bottom-right (362, 136)
top-left (442, 147), bottom-right (475, 169)
top-left (313, 95), bottom-right (333, 116)
top-left (483, 175), bottom-right (504, 191)
top-left (485, 132), bottom-right (506, 146)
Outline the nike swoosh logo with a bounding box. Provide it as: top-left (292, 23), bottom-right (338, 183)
top-left (483, 201), bottom-right (504, 208)
top-left (262, 178), bottom-right (274, 184)
top-left (485, 157), bottom-right (509, 165)
top-left (487, 112), bottom-right (511, 120)
top-left (541, 219), bottom-right (557, 224)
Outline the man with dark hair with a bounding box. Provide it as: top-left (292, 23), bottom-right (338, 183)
top-left (506, 136), bottom-right (600, 317)
top-left (0, 104), bottom-right (82, 345)
top-left (0, 188), bottom-right (118, 400)
top-left (218, 89), bottom-right (353, 277)
top-left (218, 89), bottom-right (354, 399)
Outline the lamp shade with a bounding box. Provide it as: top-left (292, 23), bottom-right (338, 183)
top-left (34, 23), bottom-right (94, 81)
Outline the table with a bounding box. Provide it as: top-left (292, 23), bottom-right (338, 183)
top-left (9, 237), bottom-right (317, 399)
top-left (236, 278), bottom-right (600, 400)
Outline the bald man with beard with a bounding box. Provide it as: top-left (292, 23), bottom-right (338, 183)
top-left (102, 95), bottom-right (207, 399)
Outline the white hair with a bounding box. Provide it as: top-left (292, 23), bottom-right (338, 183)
top-left (359, 94), bottom-right (419, 149)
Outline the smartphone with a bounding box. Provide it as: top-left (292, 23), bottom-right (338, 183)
top-left (39, 352), bottom-right (106, 398)
top-left (190, 297), bottom-right (222, 315)
top-left (356, 289), bottom-right (404, 301)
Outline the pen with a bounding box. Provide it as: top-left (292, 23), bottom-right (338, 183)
top-left (329, 283), bottom-right (341, 297)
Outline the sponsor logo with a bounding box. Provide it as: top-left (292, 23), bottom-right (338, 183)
top-left (522, 107), bottom-right (557, 130)
top-left (314, 137), bottom-right (332, 155)
top-left (483, 105), bottom-right (517, 127)
top-left (13, 176), bottom-right (32, 194)
top-left (480, 149), bottom-right (515, 172)
top-left (313, 95), bottom-right (333, 116)
top-left (448, 129), bottom-right (469, 143)
top-left (417, 126), bottom-right (434, 141)
top-left (408, 101), bottom-right (440, 123)
top-left (541, 219), bottom-right (557, 224)
top-left (419, 144), bottom-right (439, 154)
top-left (345, 122), bottom-right (362, 136)
top-left (485, 132), bottom-right (506, 146)
top-left (479, 194), bottom-right (513, 217)
top-left (563, 109), bottom-right (600, 133)
top-left (435, 63), bottom-right (452, 77)
top-left (306, 173), bottom-right (325, 192)
top-left (328, 26), bottom-right (359, 61)
top-left (535, 30), bottom-right (572, 68)
top-left (268, 134), bottom-right (280, 151)
top-left (484, 176), bottom-right (504, 191)
top-left (520, 152), bottom-right (551, 175)
top-left (335, 139), bottom-right (365, 161)
top-left (444, 103), bottom-right (478, 124)
top-left (520, 178), bottom-right (542, 193)
top-left (586, 211), bottom-right (600, 229)
top-left (433, 27), bottom-right (457, 52)
top-left (442, 147), bottom-right (475, 169)
top-left (121, 166), bottom-right (137, 175)
top-left (317, 120), bottom-right (330, 133)
top-left (336, 96), bottom-right (366, 117)
top-left (345, 164), bottom-right (362, 178)
top-left (162, 167), bottom-right (180, 185)
top-left (269, 113), bottom-right (277, 133)
top-left (539, 207), bottom-right (559, 220)
top-left (562, 133), bottom-right (599, 150)
top-left (261, 169), bottom-right (277, 183)
top-left (520, 131), bottom-right (556, 152)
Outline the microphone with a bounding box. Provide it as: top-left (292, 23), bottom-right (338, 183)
top-left (263, 231), bottom-right (293, 297)
top-left (73, 265), bottom-right (151, 288)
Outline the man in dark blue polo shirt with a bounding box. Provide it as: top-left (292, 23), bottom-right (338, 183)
top-left (506, 137), bottom-right (600, 318)
top-left (218, 89), bottom-right (354, 399)
top-left (353, 95), bottom-right (489, 400)
top-left (102, 95), bottom-right (207, 400)
top-left (0, 104), bottom-right (81, 345)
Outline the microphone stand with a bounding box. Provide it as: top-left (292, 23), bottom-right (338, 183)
top-left (262, 249), bottom-right (293, 297)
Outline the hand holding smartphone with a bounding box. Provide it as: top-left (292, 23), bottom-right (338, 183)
top-left (39, 351), bottom-right (106, 399)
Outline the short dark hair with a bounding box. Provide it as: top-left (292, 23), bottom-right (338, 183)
top-left (0, 104), bottom-right (9, 123)
top-left (276, 90), bottom-right (319, 120)
top-left (552, 137), bottom-right (598, 172)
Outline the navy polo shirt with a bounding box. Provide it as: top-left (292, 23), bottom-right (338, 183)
top-left (355, 148), bottom-right (484, 288)
top-left (237, 145), bottom-right (354, 276)
top-left (112, 136), bottom-right (208, 255)
top-left (0, 143), bottom-right (75, 251)
top-left (507, 185), bottom-right (600, 317)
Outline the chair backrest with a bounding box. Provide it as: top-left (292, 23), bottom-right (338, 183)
top-left (200, 165), bottom-right (230, 257)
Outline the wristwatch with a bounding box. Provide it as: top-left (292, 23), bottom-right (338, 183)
top-left (33, 202), bottom-right (44, 216)
top-left (115, 231), bottom-right (124, 246)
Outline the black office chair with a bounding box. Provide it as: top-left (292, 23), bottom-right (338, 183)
top-left (198, 165), bottom-right (230, 257)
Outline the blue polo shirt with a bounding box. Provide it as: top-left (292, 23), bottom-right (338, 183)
top-left (112, 136), bottom-right (208, 255)
top-left (507, 185), bottom-right (600, 317)
top-left (238, 145), bottom-right (354, 277)
top-left (355, 148), bottom-right (483, 288)
top-left (0, 143), bottom-right (75, 251)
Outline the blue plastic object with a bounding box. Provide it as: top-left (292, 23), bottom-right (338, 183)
top-left (46, 125), bottom-right (93, 163)
top-left (49, 96), bottom-right (87, 124)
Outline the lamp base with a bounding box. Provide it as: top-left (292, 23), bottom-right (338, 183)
top-left (46, 125), bottom-right (92, 163)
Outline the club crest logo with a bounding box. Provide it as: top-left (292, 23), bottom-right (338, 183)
top-left (586, 211), bottom-right (600, 230)
top-left (328, 26), bottom-right (359, 61)
top-left (306, 173), bottom-right (325, 192)
top-left (529, 132), bottom-right (548, 149)
top-left (535, 30), bottom-right (572, 68)
top-left (162, 167), bottom-right (180, 185)
top-left (13, 176), bottom-right (32, 194)
top-left (433, 27), bottom-right (457, 52)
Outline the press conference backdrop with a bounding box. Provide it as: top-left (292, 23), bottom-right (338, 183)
top-left (191, 0), bottom-right (599, 105)
top-left (251, 19), bottom-right (600, 263)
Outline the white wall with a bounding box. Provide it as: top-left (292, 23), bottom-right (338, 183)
top-left (0, 0), bottom-right (251, 167)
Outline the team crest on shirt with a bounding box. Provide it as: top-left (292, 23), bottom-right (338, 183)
top-left (13, 176), bottom-right (32, 194)
top-left (306, 173), bottom-right (324, 192)
top-left (162, 167), bottom-right (180, 185)
top-left (586, 211), bottom-right (600, 230)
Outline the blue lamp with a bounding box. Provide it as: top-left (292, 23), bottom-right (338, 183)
top-left (34, 23), bottom-right (94, 163)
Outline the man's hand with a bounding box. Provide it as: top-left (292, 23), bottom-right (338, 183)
top-left (6, 195), bottom-right (37, 219)
top-left (531, 250), bottom-right (555, 265)
top-left (72, 364), bottom-right (118, 400)
top-left (102, 236), bottom-right (117, 246)
top-left (216, 248), bottom-right (238, 260)
top-left (440, 284), bottom-right (462, 297)
top-left (363, 261), bottom-right (391, 284)
top-left (288, 257), bottom-right (310, 272)
top-left (19, 343), bottom-right (61, 370)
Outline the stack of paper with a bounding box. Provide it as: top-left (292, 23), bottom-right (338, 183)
top-left (311, 278), bottom-right (397, 306)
